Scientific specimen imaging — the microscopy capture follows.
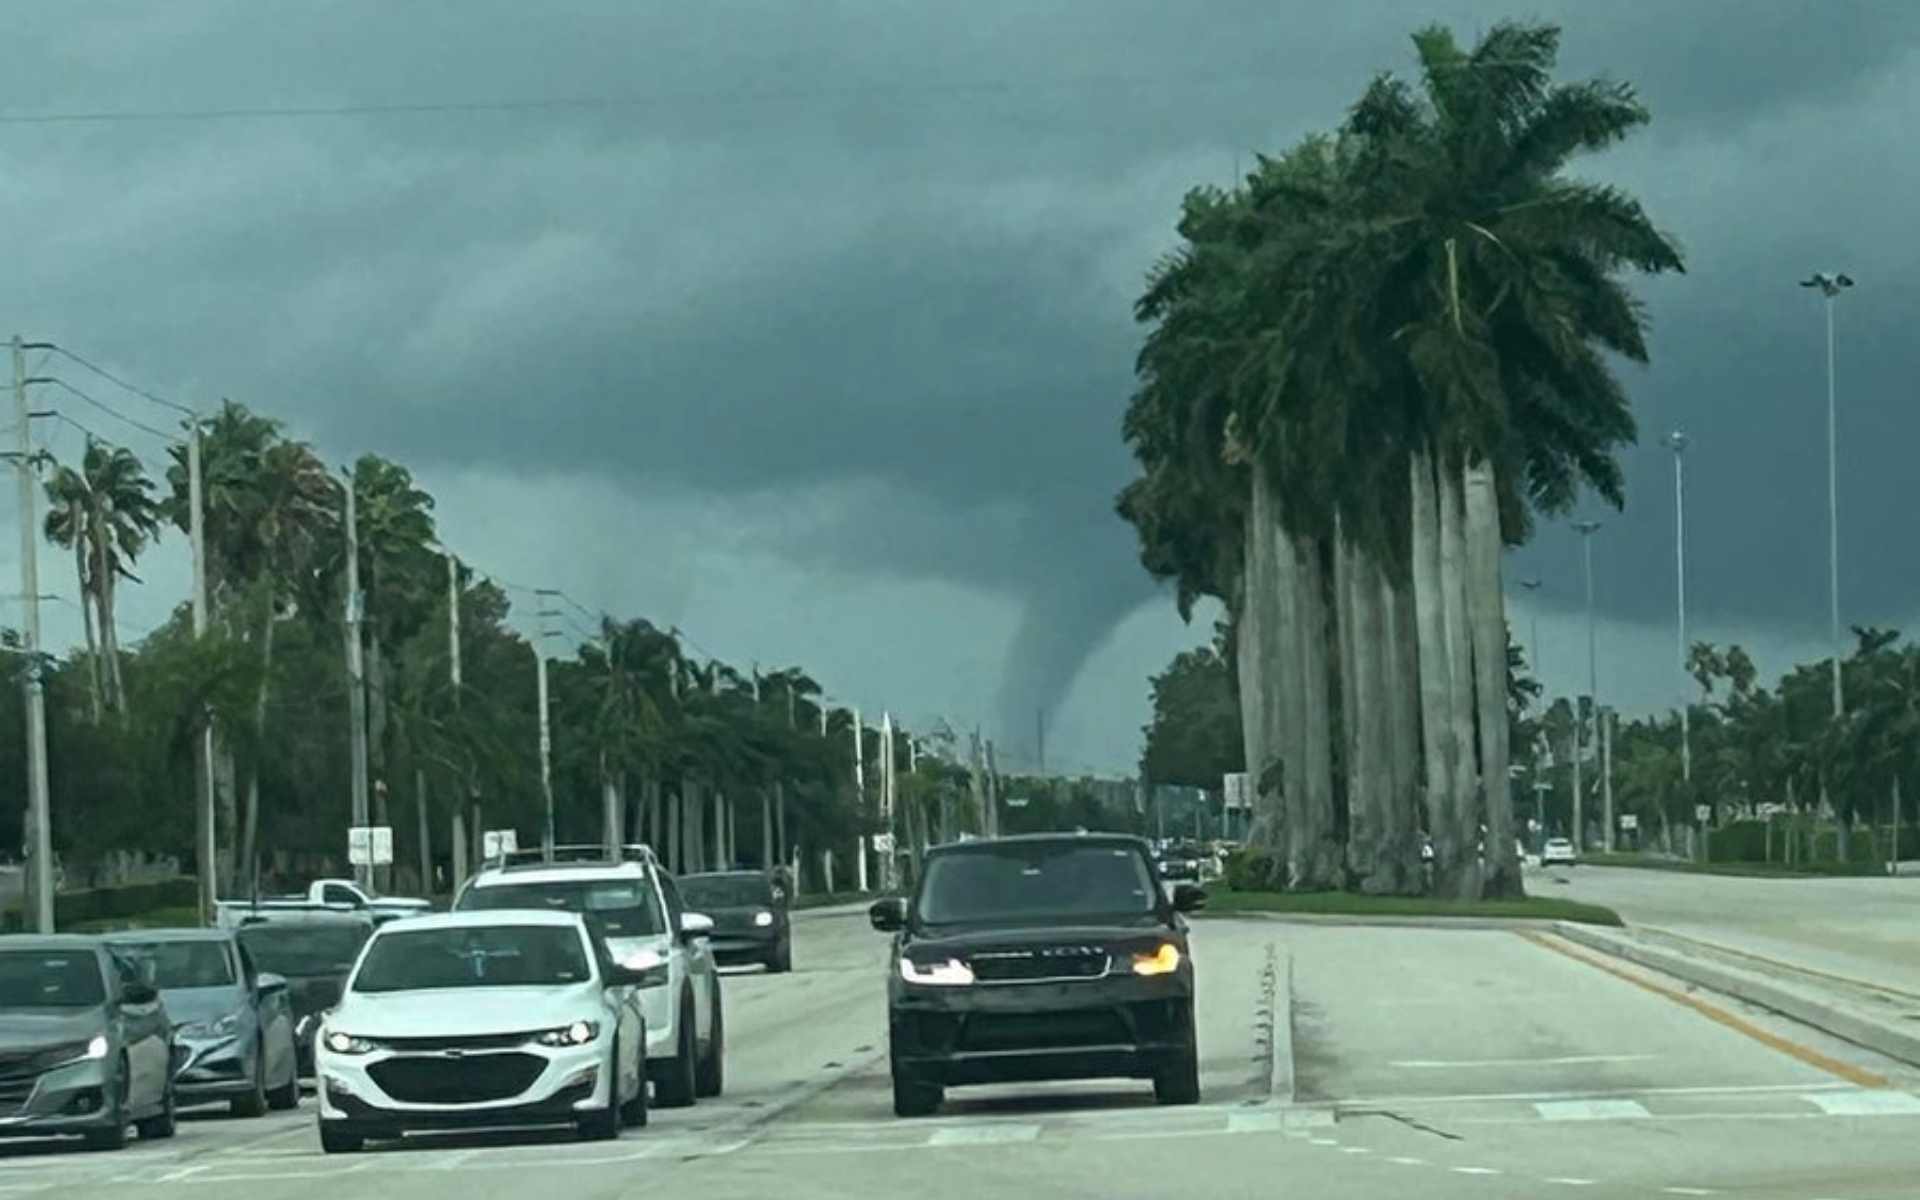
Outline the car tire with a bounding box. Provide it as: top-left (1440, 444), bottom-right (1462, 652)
top-left (318, 1124), bottom-right (362, 1154)
top-left (619, 1035), bottom-right (649, 1128)
top-left (890, 1064), bottom-right (943, 1118)
top-left (85, 1065), bottom-right (130, 1150)
top-left (695, 985), bottom-right (724, 1098)
top-left (1153, 1014), bottom-right (1201, 1106)
top-left (232, 1045), bottom-right (269, 1118)
top-left (766, 937), bottom-right (792, 974)
top-left (576, 1088), bottom-right (620, 1142)
top-left (651, 990), bottom-right (699, 1108)
top-left (267, 1042), bottom-right (300, 1111)
top-left (135, 1084), bottom-right (177, 1140)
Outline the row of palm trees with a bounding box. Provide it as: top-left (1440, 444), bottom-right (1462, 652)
top-left (1117, 22), bottom-right (1683, 897)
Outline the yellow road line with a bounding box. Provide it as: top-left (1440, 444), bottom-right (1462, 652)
top-left (1515, 930), bottom-right (1890, 1090)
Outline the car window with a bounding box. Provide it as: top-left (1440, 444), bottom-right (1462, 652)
top-left (113, 940), bottom-right (238, 989)
top-left (679, 873), bottom-right (775, 908)
top-left (322, 884), bottom-right (360, 907)
top-left (0, 951), bottom-right (107, 1008)
top-left (917, 844), bottom-right (1158, 925)
top-left (457, 876), bottom-right (667, 939)
top-left (657, 874), bottom-right (688, 925)
top-left (236, 923), bottom-right (372, 976)
top-left (351, 924), bottom-right (593, 993)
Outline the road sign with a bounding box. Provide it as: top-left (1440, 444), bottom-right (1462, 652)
top-left (1618, 814), bottom-right (1638, 831)
top-left (871, 833), bottom-right (896, 853)
top-left (1695, 804), bottom-right (1711, 823)
top-left (348, 825), bottom-right (393, 866)
top-left (1223, 773), bottom-right (1249, 811)
top-left (482, 829), bottom-right (519, 859)
top-left (1005, 796), bottom-right (1029, 809)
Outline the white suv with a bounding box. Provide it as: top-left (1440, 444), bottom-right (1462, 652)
top-left (314, 910), bottom-right (649, 1152)
top-left (453, 846), bottom-right (723, 1107)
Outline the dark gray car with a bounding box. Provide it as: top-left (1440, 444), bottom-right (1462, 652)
top-left (0, 936), bottom-right (175, 1149)
top-left (234, 911), bottom-right (374, 1076)
top-left (106, 930), bottom-right (299, 1116)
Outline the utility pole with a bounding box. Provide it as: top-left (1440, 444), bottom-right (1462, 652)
top-left (1800, 271), bottom-right (1853, 718)
top-left (187, 412), bottom-right (218, 919)
top-left (852, 707), bottom-right (868, 891)
top-left (1667, 431), bottom-right (1692, 792)
top-left (11, 336), bottom-right (53, 932)
top-left (985, 739), bottom-right (999, 837)
top-left (1572, 520), bottom-right (1602, 853)
top-left (1036, 708), bottom-right (1045, 775)
top-left (881, 711), bottom-right (896, 890)
top-left (1518, 578), bottom-right (1544, 848)
top-left (1601, 707), bottom-right (1615, 852)
top-left (441, 547), bottom-right (467, 888)
top-left (342, 468), bottom-right (371, 889)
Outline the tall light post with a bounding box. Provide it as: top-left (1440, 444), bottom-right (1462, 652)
top-left (533, 593), bottom-right (566, 860)
top-left (1800, 271), bottom-right (1852, 719)
top-left (1518, 577), bottom-right (1544, 846)
top-left (1666, 431), bottom-right (1692, 790)
top-left (1572, 520), bottom-right (1602, 852)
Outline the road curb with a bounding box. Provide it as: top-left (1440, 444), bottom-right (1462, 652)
top-left (1275, 947), bottom-right (1296, 1105)
top-left (1552, 921), bottom-right (1920, 1069)
top-left (1199, 909), bottom-right (1607, 932)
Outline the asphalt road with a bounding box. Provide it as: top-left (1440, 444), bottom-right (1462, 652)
top-left (1546, 862), bottom-right (1920, 993)
top-left (5, 903), bottom-right (1920, 1198)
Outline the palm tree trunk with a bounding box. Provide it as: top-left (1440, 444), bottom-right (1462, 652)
top-left (95, 529), bottom-right (126, 715)
top-left (1237, 469), bottom-right (1280, 848)
top-left (1289, 533), bottom-right (1342, 889)
top-left (666, 785), bottom-right (682, 873)
top-left (1381, 561), bottom-right (1425, 892)
top-left (1336, 530), bottom-right (1369, 883)
top-left (1438, 453), bottom-right (1481, 898)
top-left (774, 780), bottom-right (788, 866)
top-left (75, 540), bottom-right (102, 723)
top-left (240, 594), bottom-right (277, 902)
top-left (761, 791), bottom-right (773, 869)
top-left (1410, 448), bottom-right (1459, 896)
top-left (415, 766), bottom-right (431, 895)
top-left (600, 750), bottom-right (618, 853)
top-left (1465, 457), bottom-right (1521, 897)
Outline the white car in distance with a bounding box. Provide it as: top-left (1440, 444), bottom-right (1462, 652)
top-left (1541, 838), bottom-right (1577, 867)
top-left (314, 910), bottom-right (650, 1153)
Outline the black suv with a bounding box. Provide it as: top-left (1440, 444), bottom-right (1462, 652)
top-left (869, 832), bottom-right (1206, 1117)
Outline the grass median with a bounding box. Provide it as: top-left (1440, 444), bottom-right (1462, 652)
top-left (1575, 852), bottom-right (1886, 879)
top-left (1201, 887), bottom-right (1623, 926)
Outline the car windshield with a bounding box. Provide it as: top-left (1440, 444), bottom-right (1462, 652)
top-left (917, 844), bottom-right (1157, 924)
top-left (0, 951), bottom-right (105, 1009)
top-left (112, 941), bottom-right (236, 989)
top-left (351, 924), bottom-right (592, 993)
top-left (237, 924), bottom-right (371, 976)
top-left (458, 877), bottom-right (666, 939)
top-left (679, 874), bottom-right (774, 909)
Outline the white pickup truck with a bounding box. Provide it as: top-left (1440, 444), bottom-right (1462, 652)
top-left (214, 878), bottom-right (432, 929)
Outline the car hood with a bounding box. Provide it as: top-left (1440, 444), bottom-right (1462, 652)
top-left (699, 905), bottom-right (775, 931)
top-left (162, 986), bottom-right (250, 1028)
top-left (333, 985), bottom-right (600, 1038)
top-left (604, 933), bottom-right (672, 963)
top-left (0, 1008), bottom-right (107, 1051)
top-left (906, 915), bottom-right (1171, 956)
top-left (280, 973), bottom-right (347, 1019)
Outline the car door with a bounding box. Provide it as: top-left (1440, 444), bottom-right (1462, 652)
top-left (655, 873), bottom-right (713, 1041)
top-left (105, 950), bottom-right (169, 1110)
top-left (236, 941), bottom-right (295, 1087)
top-left (319, 882), bottom-right (365, 910)
top-left (588, 933), bottom-right (644, 1106)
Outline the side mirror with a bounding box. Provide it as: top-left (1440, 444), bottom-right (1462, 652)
top-left (122, 982), bottom-right (159, 1006)
top-left (868, 897), bottom-right (908, 932)
top-left (603, 964), bottom-right (648, 988)
top-left (679, 912), bottom-right (714, 941)
top-left (256, 972), bottom-right (288, 996)
top-left (1171, 884), bottom-right (1207, 913)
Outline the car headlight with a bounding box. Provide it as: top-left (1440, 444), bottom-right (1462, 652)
top-left (535, 1021), bottom-right (600, 1047)
top-left (619, 949), bottom-right (670, 987)
top-left (322, 1029), bottom-right (378, 1056)
top-left (84, 1034), bottom-right (109, 1061)
top-left (898, 956), bottom-right (974, 986)
top-left (1131, 944), bottom-right (1182, 977)
top-left (179, 1010), bottom-right (244, 1040)
top-left (753, 910), bottom-right (775, 927)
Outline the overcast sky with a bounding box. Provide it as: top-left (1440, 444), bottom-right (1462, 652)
top-left (0, 2), bottom-right (1915, 775)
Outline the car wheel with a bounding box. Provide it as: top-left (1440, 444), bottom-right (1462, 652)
top-left (766, 937), bottom-right (792, 974)
top-left (650, 990), bottom-right (699, 1108)
top-left (135, 1083), bottom-right (177, 1140)
top-left (318, 1124), bottom-right (362, 1154)
top-left (84, 1063), bottom-right (130, 1150)
top-left (695, 985), bottom-right (724, 1098)
top-left (619, 1034), bottom-right (649, 1128)
top-left (232, 1044), bottom-right (269, 1117)
top-left (890, 1064), bottom-right (942, 1118)
top-left (1153, 1009), bottom-right (1201, 1106)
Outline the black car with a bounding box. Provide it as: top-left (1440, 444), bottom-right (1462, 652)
top-left (678, 871), bottom-right (791, 972)
top-left (233, 911), bottom-right (376, 1076)
top-left (869, 833), bottom-right (1205, 1117)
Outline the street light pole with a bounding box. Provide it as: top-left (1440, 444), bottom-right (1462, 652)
top-left (341, 467), bottom-right (371, 890)
top-left (1666, 431), bottom-right (1692, 790)
top-left (1518, 577), bottom-right (1543, 846)
top-left (1572, 521), bottom-right (1602, 853)
top-left (11, 336), bottom-right (54, 932)
top-left (1800, 271), bottom-right (1853, 719)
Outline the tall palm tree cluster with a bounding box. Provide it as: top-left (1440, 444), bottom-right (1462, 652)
top-left (1118, 22), bottom-right (1683, 898)
top-left (12, 398), bottom-right (992, 896)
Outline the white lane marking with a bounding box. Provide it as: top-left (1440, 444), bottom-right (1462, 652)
top-left (1390, 1055), bottom-right (1652, 1069)
top-left (1536, 1099), bottom-right (1651, 1122)
top-left (1227, 1111), bottom-right (1282, 1134)
top-left (1386, 1156), bottom-right (1426, 1166)
top-left (1546, 1179), bottom-right (1597, 1187)
top-left (926, 1124), bottom-right (1040, 1147)
top-left (1308, 1137), bottom-right (1339, 1146)
top-left (1336, 1082), bottom-right (1852, 1107)
top-left (1338, 1146), bottom-right (1369, 1154)
top-left (156, 1165), bottom-right (207, 1183)
top-left (1805, 1090), bottom-right (1920, 1116)
top-left (1451, 1166), bottom-right (1501, 1175)
top-left (1661, 1189), bottom-right (1716, 1196)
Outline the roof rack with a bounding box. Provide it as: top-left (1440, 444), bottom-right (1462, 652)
top-left (484, 843), bottom-right (660, 872)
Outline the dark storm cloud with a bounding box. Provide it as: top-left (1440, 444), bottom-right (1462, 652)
top-left (6, 1), bottom-right (1920, 740)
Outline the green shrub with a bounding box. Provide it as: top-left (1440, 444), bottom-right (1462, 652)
top-left (52, 878), bottom-right (199, 927)
top-left (1706, 819), bottom-right (1769, 863)
top-left (1224, 846), bottom-right (1284, 891)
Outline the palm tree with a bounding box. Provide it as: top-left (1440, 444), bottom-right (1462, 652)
top-left (46, 438), bottom-right (162, 717)
top-left (43, 465), bottom-right (102, 721)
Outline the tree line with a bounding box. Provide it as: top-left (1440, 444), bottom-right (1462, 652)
top-left (1117, 21), bottom-right (1683, 897)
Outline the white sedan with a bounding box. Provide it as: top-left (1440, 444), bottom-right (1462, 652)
top-left (313, 910), bottom-right (651, 1152)
top-left (1541, 838), bottom-right (1577, 867)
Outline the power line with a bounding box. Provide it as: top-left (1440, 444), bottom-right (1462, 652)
top-left (46, 346), bottom-right (194, 417)
top-left (44, 378), bottom-right (181, 445)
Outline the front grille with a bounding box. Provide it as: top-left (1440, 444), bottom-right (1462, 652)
top-left (966, 947), bottom-right (1109, 983)
top-left (374, 1032), bottom-right (534, 1053)
top-left (0, 1044), bottom-right (78, 1105)
top-left (958, 1008), bottom-right (1129, 1052)
top-left (368, 1053), bottom-right (546, 1104)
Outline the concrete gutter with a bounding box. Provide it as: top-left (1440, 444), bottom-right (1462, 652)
top-left (1553, 920), bottom-right (1920, 1069)
top-left (1199, 909), bottom-right (1614, 932)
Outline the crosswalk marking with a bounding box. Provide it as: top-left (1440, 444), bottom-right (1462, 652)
top-left (926, 1123), bottom-right (1040, 1146)
top-left (1227, 1111), bottom-right (1282, 1133)
top-left (1535, 1099), bottom-right (1651, 1121)
top-left (1804, 1089), bottom-right (1920, 1116)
